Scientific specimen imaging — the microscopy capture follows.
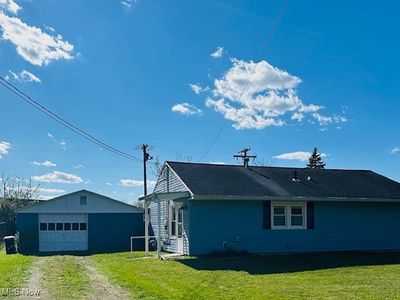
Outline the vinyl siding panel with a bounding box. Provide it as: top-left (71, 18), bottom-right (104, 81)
top-left (88, 213), bottom-right (144, 252)
top-left (150, 164), bottom-right (190, 254)
top-left (16, 213), bottom-right (39, 253)
top-left (189, 200), bottom-right (400, 255)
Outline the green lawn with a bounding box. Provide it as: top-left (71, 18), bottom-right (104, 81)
top-left (0, 248), bottom-right (33, 289)
top-left (93, 251), bottom-right (400, 299)
top-left (42, 256), bottom-right (91, 299)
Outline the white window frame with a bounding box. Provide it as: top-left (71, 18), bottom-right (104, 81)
top-left (169, 205), bottom-right (184, 238)
top-left (271, 201), bottom-right (307, 230)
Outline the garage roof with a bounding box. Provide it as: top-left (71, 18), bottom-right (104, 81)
top-left (18, 190), bottom-right (143, 214)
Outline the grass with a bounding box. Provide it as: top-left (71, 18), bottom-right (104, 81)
top-left (93, 251), bottom-right (400, 299)
top-left (0, 248), bottom-right (33, 289)
top-left (42, 256), bottom-right (91, 299)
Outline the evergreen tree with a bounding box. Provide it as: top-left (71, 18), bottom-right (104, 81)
top-left (307, 147), bottom-right (326, 169)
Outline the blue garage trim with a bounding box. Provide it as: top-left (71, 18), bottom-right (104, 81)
top-left (88, 213), bottom-right (144, 252)
top-left (16, 213), bottom-right (39, 254)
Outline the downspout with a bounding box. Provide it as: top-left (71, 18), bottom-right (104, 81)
top-left (144, 201), bottom-right (149, 256)
top-left (156, 194), bottom-right (161, 259)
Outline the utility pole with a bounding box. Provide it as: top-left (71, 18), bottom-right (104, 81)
top-left (140, 144), bottom-right (153, 196)
top-left (234, 148), bottom-right (257, 168)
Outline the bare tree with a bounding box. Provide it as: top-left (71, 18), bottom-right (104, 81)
top-left (0, 172), bottom-right (40, 236)
top-left (175, 152), bottom-right (192, 163)
top-left (151, 156), bottom-right (164, 178)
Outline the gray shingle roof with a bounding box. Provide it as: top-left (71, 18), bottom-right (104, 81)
top-left (167, 161), bottom-right (400, 200)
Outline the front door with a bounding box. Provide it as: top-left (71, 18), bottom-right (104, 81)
top-left (176, 208), bottom-right (184, 254)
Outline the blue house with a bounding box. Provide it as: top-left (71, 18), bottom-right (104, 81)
top-left (141, 161), bottom-right (400, 256)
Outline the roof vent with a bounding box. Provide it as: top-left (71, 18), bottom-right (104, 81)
top-left (292, 170), bottom-right (300, 182)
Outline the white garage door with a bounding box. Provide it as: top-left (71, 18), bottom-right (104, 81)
top-left (39, 214), bottom-right (88, 252)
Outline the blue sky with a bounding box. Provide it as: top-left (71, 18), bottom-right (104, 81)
top-left (0, 0), bottom-right (399, 202)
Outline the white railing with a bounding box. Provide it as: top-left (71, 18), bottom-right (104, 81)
top-left (130, 235), bottom-right (157, 252)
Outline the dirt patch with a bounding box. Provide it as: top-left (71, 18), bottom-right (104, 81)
top-left (19, 257), bottom-right (50, 300)
top-left (75, 256), bottom-right (130, 300)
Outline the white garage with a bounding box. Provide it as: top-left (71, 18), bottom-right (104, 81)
top-left (39, 213), bottom-right (88, 252)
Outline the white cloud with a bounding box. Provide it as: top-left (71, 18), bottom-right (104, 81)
top-left (44, 25), bottom-right (55, 32)
top-left (0, 12), bottom-right (74, 66)
top-left (0, 141), bottom-right (11, 158)
top-left (291, 112), bottom-right (304, 122)
top-left (20, 70), bottom-right (41, 82)
top-left (32, 171), bottom-right (83, 184)
top-left (273, 151), bottom-right (326, 162)
top-left (391, 147), bottom-right (400, 154)
top-left (206, 59), bottom-right (345, 130)
top-left (32, 160), bottom-right (56, 167)
top-left (6, 69), bottom-right (41, 83)
top-left (73, 164), bottom-right (85, 169)
top-left (37, 195), bottom-right (55, 200)
top-left (47, 133), bottom-right (67, 150)
top-left (210, 46), bottom-right (224, 58)
top-left (106, 182), bottom-right (113, 186)
top-left (312, 112), bottom-right (347, 125)
top-left (189, 83), bottom-right (209, 95)
top-left (59, 140), bottom-right (67, 148)
top-left (121, 0), bottom-right (136, 9)
top-left (0, 0), bottom-right (20, 14)
top-left (209, 161), bottom-right (225, 165)
top-left (172, 103), bottom-right (202, 115)
top-left (119, 179), bottom-right (156, 188)
top-left (37, 188), bottom-right (66, 194)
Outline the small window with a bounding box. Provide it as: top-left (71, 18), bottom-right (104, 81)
top-left (291, 206), bottom-right (304, 227)
top-left (271, 202), bottom-right (306, 230)
top-left (72, 223), bottom-right (79, 230)
top-left (64, 223), bottom-right (71, 231)
top-left (273, 205), bottom-right (286, 227)
top-left (40, 223), bottom-right (47, 231)
top-left (80, 195), bottom-right (87, 205)
top-left (48, 223), bottom-right (55, 231)
top-left (171, 221), bottom-right (176, 236)
top-left (79, 223), bottom-right (87, 231)
top-left (56, 223), bottom-right (63, 231)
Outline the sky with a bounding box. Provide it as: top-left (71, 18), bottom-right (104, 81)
top-left (0, 0), bottom-right (399, 203)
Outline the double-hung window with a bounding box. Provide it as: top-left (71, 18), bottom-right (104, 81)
top-left (271, 202), bottom-right (306, 229)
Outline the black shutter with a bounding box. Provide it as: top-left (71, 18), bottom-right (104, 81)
top-left (307, 201), bottom-right (315, 229)
top-left (263, 201), bottom-right (271, 229)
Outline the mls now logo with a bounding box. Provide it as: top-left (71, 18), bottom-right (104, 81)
top-left (1, 288), bottom-right (40, 297)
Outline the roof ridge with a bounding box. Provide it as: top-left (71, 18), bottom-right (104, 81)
top-left (165, 161), bottom-right (372, 172)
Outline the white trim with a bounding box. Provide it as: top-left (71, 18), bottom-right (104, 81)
top-left (271, 201), bottom-right (307, 230)
top-left (191, 195), bottom-right (400, 202)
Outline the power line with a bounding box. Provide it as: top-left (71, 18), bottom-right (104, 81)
top-left (199, 0), bottom-right (289, 162)
top-left (0, 76), bottom-right (142, 162)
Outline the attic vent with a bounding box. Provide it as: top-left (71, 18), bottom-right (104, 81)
top-left (80, 195), bottom-right (87, 205)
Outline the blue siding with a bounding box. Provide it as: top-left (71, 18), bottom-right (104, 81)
top-left (189, 200), bottom-right (400, 255)
top-left (88, 213), bottom-right (144, 252)
top-left (16, 213), bottom-right (39, 253)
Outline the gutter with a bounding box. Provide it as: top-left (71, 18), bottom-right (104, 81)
top-left (191, 194), bottom-right (400, 203)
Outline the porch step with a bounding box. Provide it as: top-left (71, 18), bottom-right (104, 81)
top-left (160, 253), bottom-right (184, 260)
